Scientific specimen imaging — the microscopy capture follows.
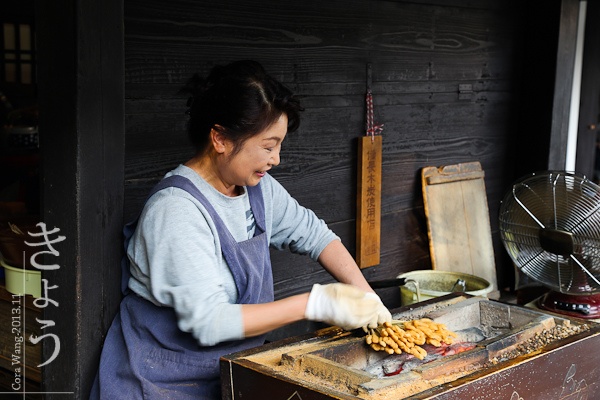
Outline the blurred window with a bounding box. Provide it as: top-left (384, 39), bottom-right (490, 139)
top-left (2, 22), bottom-right (35, 84)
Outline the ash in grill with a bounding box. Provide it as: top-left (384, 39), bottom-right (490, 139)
top-left (490, 322), bottom-right (590, 364)
top-left (222, 295), bottom-right (600, 399)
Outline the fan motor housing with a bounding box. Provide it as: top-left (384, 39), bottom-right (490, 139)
top-left (538, 228), bottom-right (574, 256)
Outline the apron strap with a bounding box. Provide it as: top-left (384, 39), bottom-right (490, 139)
top-left (246, 184), bottom-right (266, 234)
top-left (120, 175), bottom-right (266, 296)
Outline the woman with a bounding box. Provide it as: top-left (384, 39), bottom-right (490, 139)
top-left (91, 60), bottom-right (391, 399)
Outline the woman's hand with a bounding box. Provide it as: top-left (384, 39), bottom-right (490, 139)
top-left (364, 292), bottom-right (393, 327)
top-left (304, 283), bottom-right (386, 330)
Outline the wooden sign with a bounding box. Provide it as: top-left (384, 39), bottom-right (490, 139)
top-left (356, 135), bottom-right (382, 268)
top-left (421, 161), bottom-right (499, 298)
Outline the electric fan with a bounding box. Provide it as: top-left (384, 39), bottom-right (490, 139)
top-left (499, 171), bottom-right (600, 319)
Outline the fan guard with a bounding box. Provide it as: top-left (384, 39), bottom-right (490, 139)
top-left (499, 171), bottom-right (600, 298)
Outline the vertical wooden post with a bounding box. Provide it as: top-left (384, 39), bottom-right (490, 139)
top-left (548, 0), bottom-right (581, 170)
top-left (575, 0), bottom-right (600, 177)
top-left (36, 0), bottom-right (124, 397)
top-left (356, 135), bottom-right (382, 268)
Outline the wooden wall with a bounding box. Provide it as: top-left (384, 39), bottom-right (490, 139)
top-left (123, 0), bottom-right (558, 335)
top-left (36, 0), bottom-right (125, 397)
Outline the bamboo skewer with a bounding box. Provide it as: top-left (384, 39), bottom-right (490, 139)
top-left (364, 318), bottom-right (458, 359)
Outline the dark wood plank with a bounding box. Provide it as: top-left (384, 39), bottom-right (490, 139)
top-left (36, 0), bottom-right (124, 397)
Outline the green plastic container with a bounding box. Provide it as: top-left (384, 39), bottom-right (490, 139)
top-left (398, 270), bottom-right (492, 306)
top-left (2, 259), bottom-right (41, 298)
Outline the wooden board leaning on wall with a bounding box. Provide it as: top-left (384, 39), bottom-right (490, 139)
top-left (421, 161), bottom-right (499, 299)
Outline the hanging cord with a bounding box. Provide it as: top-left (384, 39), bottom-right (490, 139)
top-left (365, 89), bottom-right (384, 142)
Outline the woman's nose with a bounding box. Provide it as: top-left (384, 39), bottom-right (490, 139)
top-left (269, 145), bottom-right (281, 166)
top-left (270, 150), bottom-right (280, 166)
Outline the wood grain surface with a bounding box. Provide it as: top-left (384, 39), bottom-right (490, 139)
top-left (422, 162), bottom-right (499, 298)
top-left (122, 0), bottom-right (554, 319)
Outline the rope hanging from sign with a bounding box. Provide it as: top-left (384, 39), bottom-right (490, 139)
top-left (365, 89), bottom-right (384, 141)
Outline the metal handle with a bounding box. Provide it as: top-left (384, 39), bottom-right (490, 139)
top-left (367, 278), bottom-right (407, 289)
top-left (404, 279), bottom-right (421, 302)
top-left (451, 278), bottom-right (466, 292)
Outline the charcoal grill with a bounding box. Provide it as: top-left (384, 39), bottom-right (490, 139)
top-left (221, 294), bottom-right (600, 399)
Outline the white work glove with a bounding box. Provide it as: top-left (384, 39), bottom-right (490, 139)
top-left (365, 292), bottom-right (393, 328)
top-left (305, 283), bottom-right (388, 330)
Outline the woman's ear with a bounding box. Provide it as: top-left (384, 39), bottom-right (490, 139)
top-left (210, 127), bottom-right (227, 154)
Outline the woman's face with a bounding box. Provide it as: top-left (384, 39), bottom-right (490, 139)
top-left (220, 114), bottom-right (288, 189)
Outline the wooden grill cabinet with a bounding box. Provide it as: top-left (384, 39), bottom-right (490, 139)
top-left (221, 294), bottom-right (600, 399)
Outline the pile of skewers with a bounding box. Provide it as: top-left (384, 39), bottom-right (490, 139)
top-left (364, 319), bottom-right (457, 360)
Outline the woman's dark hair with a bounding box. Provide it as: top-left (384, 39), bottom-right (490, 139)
top-left (184, 60), bottom-right (303, 155)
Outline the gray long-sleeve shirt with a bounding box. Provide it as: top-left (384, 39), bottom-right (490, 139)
top-left (126, 164), bottom-right (339, 346)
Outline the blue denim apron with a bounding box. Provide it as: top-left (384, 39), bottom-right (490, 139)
top-left (90, 175), bottom-right (274, 399)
